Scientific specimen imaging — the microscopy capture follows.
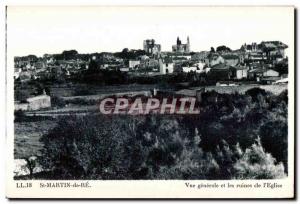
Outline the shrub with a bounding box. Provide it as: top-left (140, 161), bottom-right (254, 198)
top-left (39, 115), bottom-right (135, 179)
top-left (37, 89), bottom-right (288, 180)
top-left (260, 121), bottom-right (288, 172)
top-left (233, 138), bottom-right (286, 179)
top-left (14, 110), bottom-right (26, 121)
top-left (51, 96), bottom-right (66, 108)
top-left (74, 86), bottom-right (95, 96)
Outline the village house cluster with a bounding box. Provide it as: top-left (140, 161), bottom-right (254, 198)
top-left (14, 36), bottom-right (288, 111)
top-left (14, 36), bottom-right (288, 84)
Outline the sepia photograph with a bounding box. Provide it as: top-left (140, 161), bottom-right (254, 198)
top-left (5, 5), bottom-right (295, 198)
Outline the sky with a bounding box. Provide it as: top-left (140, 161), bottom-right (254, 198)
top-left (7, 6), bottom-right (294, 57)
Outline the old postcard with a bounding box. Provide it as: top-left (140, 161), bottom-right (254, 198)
top-left (6, 6), bottom-right (295, 199)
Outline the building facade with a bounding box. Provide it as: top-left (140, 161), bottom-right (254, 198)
top-left (15, 90), bottom-right (51, 111)
top-left (159, 58), bottom-right (174, 74)
top-left (129, 60), bottom-right (141, 68)
top-left (143, 39), bottom-right (161, 55)
top-left (172, 37), bottom-right (190, 53)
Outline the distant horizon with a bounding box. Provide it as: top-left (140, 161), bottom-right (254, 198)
top-left (7, 6), bottom-right (293, 58)
top-left (13, 38), bottom-right (290, 58)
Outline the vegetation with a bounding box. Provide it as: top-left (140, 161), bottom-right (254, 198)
top-left (36, 88), bottom-right (288, 180)
top-left (216, 45), bottom-right (232, 53)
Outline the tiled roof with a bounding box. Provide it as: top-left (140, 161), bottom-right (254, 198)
top-left (234, 65), bottom-right (247, 70)
top-left (261, 41), bottom-right (288, 49)
top-left (211, 63), bottom-right (230, 70)
top-left (222, 54), bottom-right (239, 60)
top-left (248, 68), bottom-right (265, 73)
top-left (163, 57), bottom-right (173, 63)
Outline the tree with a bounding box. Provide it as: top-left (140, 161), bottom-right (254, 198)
top-left (260, 121), bottom-right (288, 172)
top-left (36, 89), bottom-right (288, 180)
top-left (61, 50), bottom-right (78, 60)
top-left (39, 115), bottom-right (132, 179)
top-left (216, 45), bottom-right (231, 53)
top-left (88, 59), bottom-right (99, 72)
top-left (122, 48), bottom-right (129, 53)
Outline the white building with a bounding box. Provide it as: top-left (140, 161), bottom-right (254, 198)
top-left (235, 67), bottom-right (248, 79)
top-left (14, 68), bottom-right (22, 79)
top-left (263, 69), bottom-right (279, 77)
top-left (159, 59), bottom-right (174, 74)
top-left (182, 62), bottom-right (205, 73)
top-left (129, 60), bottom-right (140, 68)
top-left (15, 90), bottom-right (51, 111)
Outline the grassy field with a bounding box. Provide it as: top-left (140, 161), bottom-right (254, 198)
top-left (49, 83), bottom-right (160, 97)
top-left (14, 120), bottom-right (57, 159)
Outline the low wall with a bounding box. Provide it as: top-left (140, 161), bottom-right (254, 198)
top-left (177, 84), bottom-right (287, 97)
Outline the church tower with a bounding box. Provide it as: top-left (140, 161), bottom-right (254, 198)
top-left (177, 37), bottom-right (181, 45)
top-left (186, 36), bottom-right (190, 52)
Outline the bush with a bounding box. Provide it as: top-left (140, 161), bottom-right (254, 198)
top-left (14, 110), bottom-right (26, 119)
top-left (51, 96), bottom-right (66, 108)
top-left (245, 87), bottom-right (268, 102)
top-left (37, 88), bottom-right (288, 180)
top-left (74, 86), bottom-right (95, 96)
top-left (233, 138), bottom-right (286, 179)
top-left (260, 121), bottom-right (288, 172)
top-left (39, 115), bottom-right (134, 179)
top-left (67, 98), bottom-right (97, 106)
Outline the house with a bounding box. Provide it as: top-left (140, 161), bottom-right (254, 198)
top-left (138, 55), bottom-right (150, 61)
top-left (159, 58), bottom-right (174, 74)
top-left (274, 78), bottom-right (288, 84)
top-left (207, 63), bottom-right (232, 81)
top-left (182, 61), bottom-right (205, 73)
top-left (14, 68), bottom-right (22, 79)
top-left (50, 65), bottom-right (63, 78)
top-left (119, 67), bottom-right (130, 72)
top-left (182, 66), bottom-right (202, 73)
top-left (261, 41), bottom-right (288, 59)
top-left (166, 52), bottom-right (192, 64)
top-left (34, 61), bottom-right (46, 70)
top-left (43, 54), bottom-right (55, 64)
top-left (14, 55), bottom-right (38, 68)
top-left (248, 61), bottom-right (265, 70)
top-left (222, 54), bottom-right (240, 66)
top-left (263, 69), bottom-right (279, 77)
top-left (233, 65), bottom-right (248, 79)
top-left (245, 52), bottom-right (265, 62)
top-left (35, 70), bottom-right (50, 80)
top-left (261, 76), bottom-right (281, 85)
top-left (259, 69), bottom-right (280, 84)
top-left (208, 64), bottom-right (247, 81)
top-left (129, 60), bottom-right (140, 69)
top-left (15, 90), bottom-right (51, 111)
top-left (208, 54), bottom-right (225, 67)
top-left (248, 69), bottom-right (264, 80)
top-left (241, 42), bottom-right (262, 53)
top-left (248, 69), bottom-right (279, 82)
top-left (231, 50), bottom-right (245, 64)
top-left (18, 71), bottom-right (32, 82)
top-left (138, 58), bottom-right (159, 70)
top-left (26, 91), bottom-right (51, 111)
top-left (241, 41), bottom-right (288, 63)
top-left (191, 51), bottom-right (210, 63)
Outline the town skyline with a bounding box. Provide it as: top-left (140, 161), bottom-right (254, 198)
top-left (13, 37), bottom-right (290, 58)
top-left (7, 6), bottom-right (293, 57)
